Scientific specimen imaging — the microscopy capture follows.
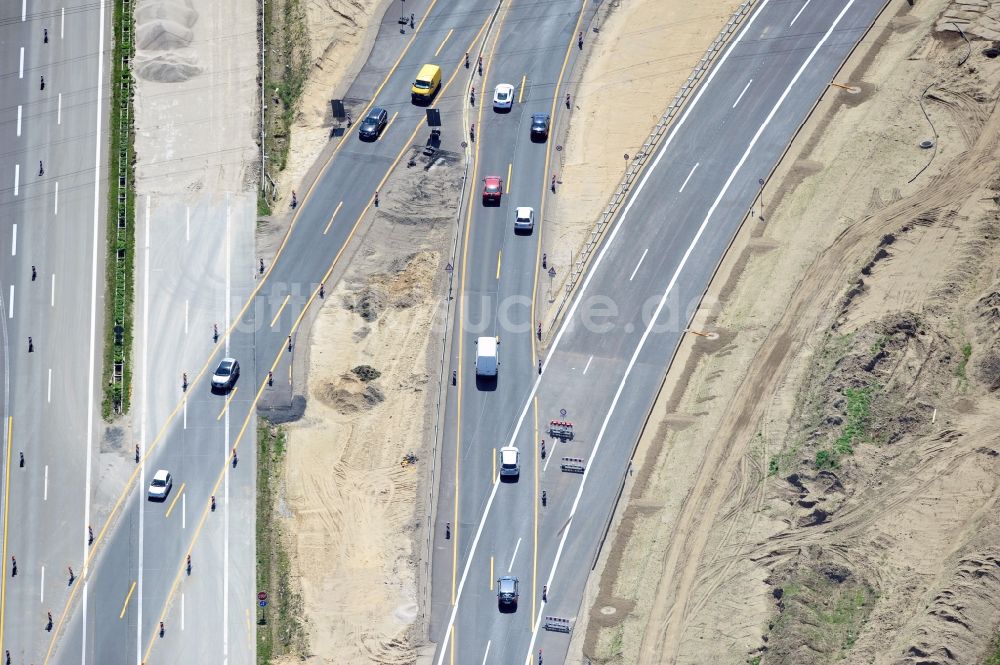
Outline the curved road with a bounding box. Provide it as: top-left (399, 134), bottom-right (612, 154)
top-left (433, 0), bottom-right (890, 664)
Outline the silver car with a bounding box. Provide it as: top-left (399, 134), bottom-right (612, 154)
top-left (211, 357), bottom-right (240, 391)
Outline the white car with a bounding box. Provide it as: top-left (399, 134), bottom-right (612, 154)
top-left (499, 446), bottom-right (520, 478)
top-left (148, 470), bottom-right (173, 501)
top-left (514, 206), bottom-right (534, 233)
top-left (493, 83), bottom-right (514, 110)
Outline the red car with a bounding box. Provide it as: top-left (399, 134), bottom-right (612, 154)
top-left (483, 176), bottom-right (503, 204)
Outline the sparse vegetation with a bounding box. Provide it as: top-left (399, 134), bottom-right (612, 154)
top-left (765, 563), bottom-right (875, 663)
top-left (835, 386), bottom-right (875, 455)
top-left (984, 630), bottom-right (1000, 665)
top-left (256, 421), bottom-right (305, 663)
top-left (815, 449), bottom-right (836, 469)
top-left (956, 341), bottom-right (972, 380)
top-left (260, 0), bottom-right (311, 211)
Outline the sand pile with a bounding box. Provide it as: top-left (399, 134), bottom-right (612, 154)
top-left (135, 52), bottom-right (202, 83)
top-left (135, 0), bottom-right (200, 82)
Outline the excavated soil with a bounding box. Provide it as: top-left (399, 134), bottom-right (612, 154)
top-left (579, 1), bottom-right (1000, 664)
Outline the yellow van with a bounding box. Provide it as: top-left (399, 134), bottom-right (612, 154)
top-left (411, 64), bottom-right (442, 104)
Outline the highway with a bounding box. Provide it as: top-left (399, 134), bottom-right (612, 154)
top-left (0, 1), bottom-right (110, 664)
top-left (31, 0), bottom-right (516, 664)
top-left (432, 0), bottom-right (890, 664)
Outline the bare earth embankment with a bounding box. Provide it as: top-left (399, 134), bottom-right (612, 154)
top-left (581, 1), bottom-right (1000, 664)
top-left (269, 0), bottom-right (741, 662)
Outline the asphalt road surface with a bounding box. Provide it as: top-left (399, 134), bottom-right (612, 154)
top-left (37, 1), bottom-right (517, 664)
top-left (432, 1), bottom-right (890, 664)
top-left (0, 1), bottom-right (111, 663)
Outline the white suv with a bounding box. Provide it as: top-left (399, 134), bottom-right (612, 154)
top-left (514, 207), bottom-right (534, 233)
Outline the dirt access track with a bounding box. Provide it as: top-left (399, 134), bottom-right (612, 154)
top-left (577, 1), bottom-right (1000, 664)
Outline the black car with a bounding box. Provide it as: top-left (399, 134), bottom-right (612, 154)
top-left (359, 107), bottom-right (388, 140)
top-left (530, 113), bottom-right (550, 142)
top-left (497, 576), bottom-right (519, 611)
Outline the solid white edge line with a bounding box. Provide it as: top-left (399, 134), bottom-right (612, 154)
top-left (223, 193), bottom-right (231, 661)
top-left (481, 640), bottom-right (491, 665)
top-left (790, 0), bottom-right (813, 26)
top-left (81, 1), bottom-right (108, 655)
top-left (135, 195), bottom-right (151, 665)
top-left (628, 248), bottom-right (648, 281)
top-left (678, 162), bottom-right (699, 193)
top-left (524, 1), bottom-right (859, 661)
top-left (732, 78), bottom-right (753, 108)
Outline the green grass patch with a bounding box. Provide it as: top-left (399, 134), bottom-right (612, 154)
top-left (984, 630), bottom-right (1000, 665)
top-left (100, 0), bottom-right (137, 420)
top-left (956, 342), bottom-right (972, 380)
top-left (256, 421), bottom-right (305, 663)
top-left (834, 386), bottom-right (875, 455)
top-left (766, 566), bottom-right (875, 663)
top-left (815, 449), bottom-right (836, 470)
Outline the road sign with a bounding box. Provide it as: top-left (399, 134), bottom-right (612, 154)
top-left (259, 600), bottom-right (268, 608)
top-left (257, 591), bottom-right (268, 602)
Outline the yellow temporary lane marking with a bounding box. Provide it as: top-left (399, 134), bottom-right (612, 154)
top-left (164, 483), bottom-right (186, 519)
top-left (119, 581), bottom-right (137, 619)
top-left (217, 387), bottom-right (239, 421)
top-left (140, 18), bottom-right (502, 665)
top-left (384, 111), bottom-right (400, 136)
top-left (43, 4), bottom-right (452, 661)
top-left (270, 295), bottom-right (290, 328)
top-left (518, 74), bottom-right (526, 104)
top-left (506, 162), bottom-right (512, 193)
top-left (532, 396), bottom-right (539, 623)
top-left (0, 417), bottom-right (12, 653)
top-left (496, 251), bottom-right (502, 280)
top-left (322, 201), bottom-right (343, 235)
top-left (449, 0), bottom-right (513, 644)
top-left (435, 28), bottom-right (453, 57)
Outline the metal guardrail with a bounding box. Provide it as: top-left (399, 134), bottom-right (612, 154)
top-left (553, 0), bottom-right (758, 322)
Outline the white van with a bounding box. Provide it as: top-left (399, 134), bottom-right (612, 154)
top-left (499, 446), bottom-right (520, 478)
top-left (475, 336), bottom-right (498, 376)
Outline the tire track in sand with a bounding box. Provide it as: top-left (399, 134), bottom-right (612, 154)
top-left (636, 89), bottom-right (1000, 664)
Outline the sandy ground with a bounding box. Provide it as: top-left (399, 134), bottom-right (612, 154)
top-left (133, 0), bottom-right (258, 195)
top-left (579, 1), bottom-right (1000, 664)
top-left (542, 0), bottom-right (744, 316)
top-left (272, 0), bottom-right (385, 205)
top-left (279, 157), bottom-right (462, 663)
